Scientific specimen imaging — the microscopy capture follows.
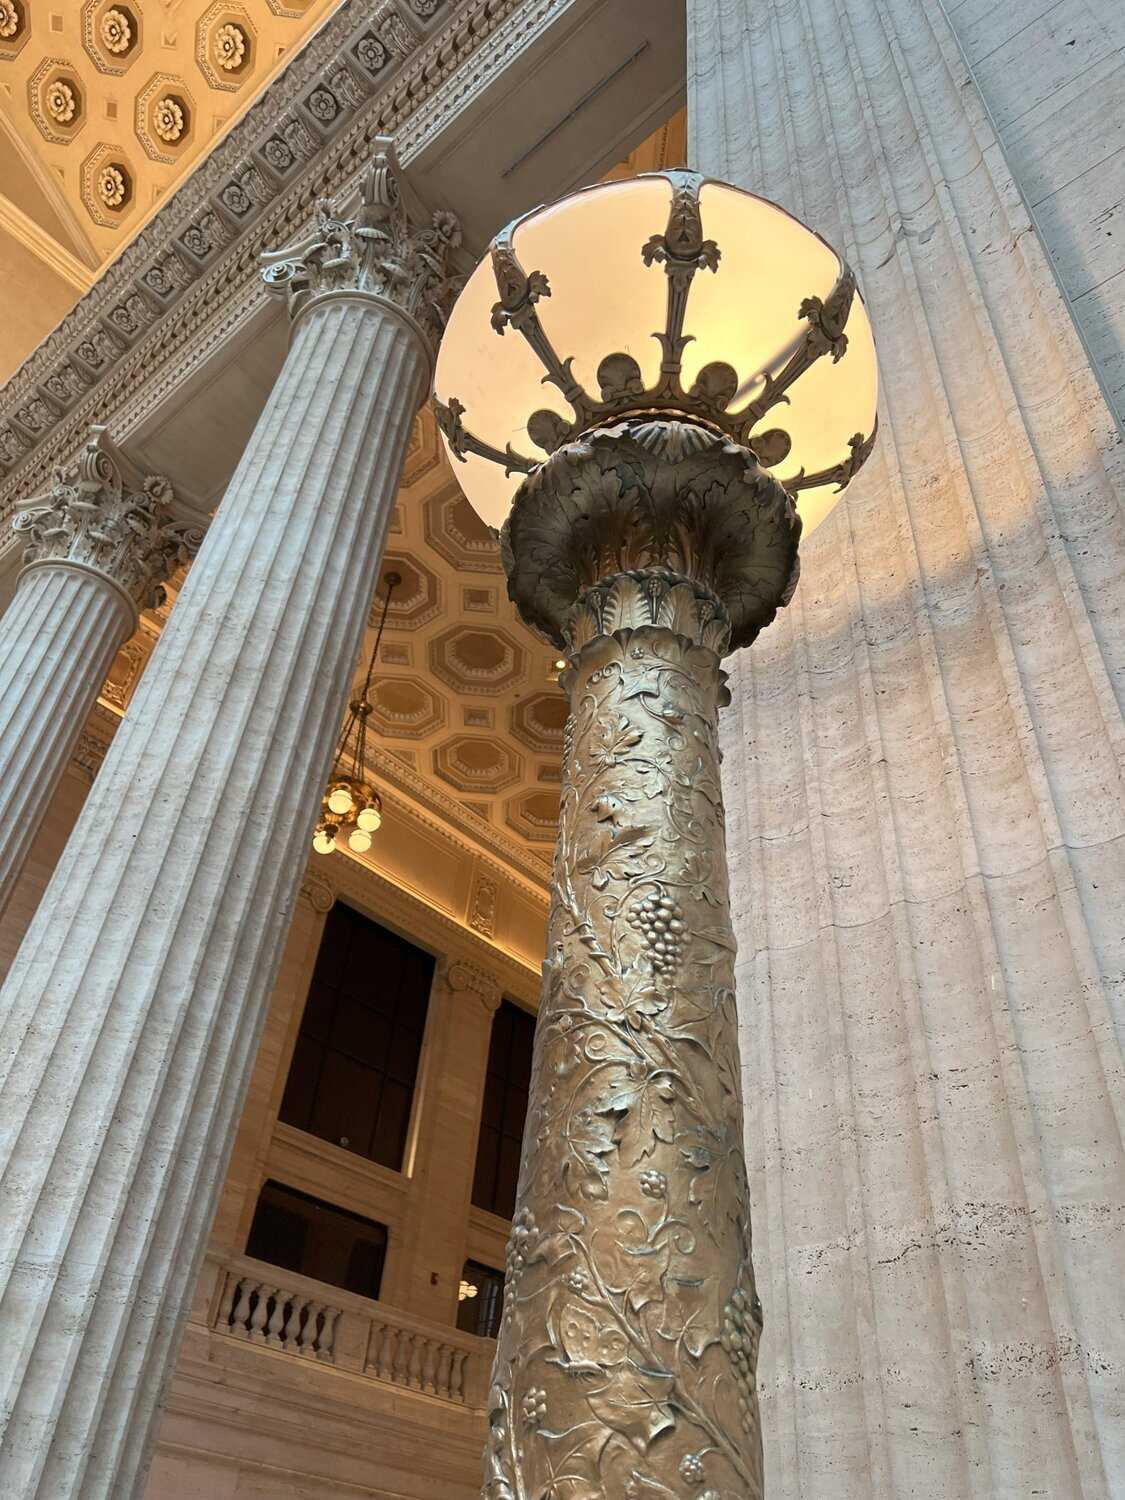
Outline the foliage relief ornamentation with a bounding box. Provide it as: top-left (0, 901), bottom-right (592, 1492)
top-left (482, 622), bottom-right (764, 1500)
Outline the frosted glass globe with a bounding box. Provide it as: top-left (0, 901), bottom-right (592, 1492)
top-left (327, 783), bottom-right (355, 816)
top-left (434, 171), bottom-right (877, 540)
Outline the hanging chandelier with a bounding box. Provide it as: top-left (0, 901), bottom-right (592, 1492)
top-left (312, 571), bottom-right (400, 856)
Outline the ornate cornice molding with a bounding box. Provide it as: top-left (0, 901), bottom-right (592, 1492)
top-left (370, 745), bottom-right (551, 893)
top-left (0, 0), bottom-right (571, 518)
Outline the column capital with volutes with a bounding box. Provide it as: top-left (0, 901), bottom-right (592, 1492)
top-left (11, 425), bottom-right (201, 627)
top-left (443, 956), bottom-right (504, 1015)
top-left (260, 139), bottom-right (463, 373)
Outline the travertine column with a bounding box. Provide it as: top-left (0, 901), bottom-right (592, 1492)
top-left (0, 146), bottom-right (459, 1500)
top-left (690, 2), bottom-right (1125, 1497)
top-left (393, 959), bottom-right (502, 1322)
top-left (0, 430), bottom-right (182, 917)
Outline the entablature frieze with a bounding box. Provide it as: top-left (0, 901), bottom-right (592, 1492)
top-left (298, 849), bottom-right (540, 1008)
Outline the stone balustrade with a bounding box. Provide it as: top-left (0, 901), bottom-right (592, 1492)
top-left (205, 1252), bottom-right (492, 1409)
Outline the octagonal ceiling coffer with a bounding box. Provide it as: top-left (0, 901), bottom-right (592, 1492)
top-left (433, 734), bottom-right (522, 794)
top-left (430, 623), bottom-right (527, 697)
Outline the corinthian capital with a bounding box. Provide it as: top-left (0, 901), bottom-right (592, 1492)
top-left (12, 426), bottom-right (192, 618)
top-left (260, 139), bottom-right (463, 353)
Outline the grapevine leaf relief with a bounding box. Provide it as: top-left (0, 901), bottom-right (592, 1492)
top-left (482, 627), bottom-right (763, 1500)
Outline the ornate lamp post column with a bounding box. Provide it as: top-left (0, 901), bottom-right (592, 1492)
top-left (0, 428), bottom-right (190, 916)
top-left (434, 172), bottom-right (878, 1498)
top-left (0, 143), bottom-right (458, 1500)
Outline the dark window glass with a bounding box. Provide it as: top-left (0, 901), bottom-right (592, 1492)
top-left (457, 1259), bottom-right (505, 1339)
top-left (471, 999), bottom-right (535, 1219)
top-left (245, 1180), bottom-right (388, 1300)
top-left (279, 902), bottom-right (434, 1171)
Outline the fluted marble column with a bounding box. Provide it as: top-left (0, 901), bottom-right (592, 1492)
top-left (392, 959), bottom-right (502, 1322)
top-left (0, 144), bottom-right (459, 1500)
top-left (0, 430), bottom-right (182, 917)
top-left (690, 2), bottom-right (1125, 1497)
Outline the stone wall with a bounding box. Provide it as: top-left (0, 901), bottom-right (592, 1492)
top-left (947, 0), bottom-right (1125, 438)
top-left (690, 0), bottom-right (1125, 1496)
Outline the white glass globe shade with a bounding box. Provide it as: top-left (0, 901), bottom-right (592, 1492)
top-left (312, 825), bottom-right (336, 855)
top-left (356, 802), bottom-right (382, 832)
top-left (347, 827), bottom-right (373, 853)
top-left (327, 783), bottom-right (355, 815)
top-left (434, 172), bottom-right (877, 539)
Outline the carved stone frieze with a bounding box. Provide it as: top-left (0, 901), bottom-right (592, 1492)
top-left (261, 142), bottom-right (462, 353)
top-left (0, 0), bottom-right (566, 515)
top-left (370, 1), bottom-right (422, 59)
top-left (469, 870), bottom-right (499, 935)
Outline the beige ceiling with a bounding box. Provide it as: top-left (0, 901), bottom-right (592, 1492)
top-left (92, 109), bottom-right (688, 862)
top-left (0, 0), bottom-right (347, 378)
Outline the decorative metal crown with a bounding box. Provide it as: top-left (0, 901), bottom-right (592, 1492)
top-left (435, 170), bottom-right (877, 498)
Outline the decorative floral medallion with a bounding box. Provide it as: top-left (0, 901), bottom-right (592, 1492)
top-left (0, 0), bottom-right (20, 40)
top-left (213, 21), bottom-right (246, 70)
top-left (153, 96), bottom-right (184, 142)
top-left (46, 80), bottom-right (78, 124)
top-left (97, 163), bottom-right (128, 209)
top-left (100, 7), bottom-right (132, 53)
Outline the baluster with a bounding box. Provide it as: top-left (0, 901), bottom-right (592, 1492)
top-left (214, 1272), bottom-right (239, 1330)
top-left (420, 1337), bottom-right (438, 1393)
top-left (227, 1277), bottom-right (253, 1334)
top-left (449, 1347), bottom-right (467, 1404)
top-left (247, 1283), bottom-right (271, 1343)
top-left (407, 1334), bottom-right (424, 1390)
top-left (318, 1305), bottom-right (340, 1362)
top-left (277, 1292), bottom-right (299, 1351)
top-left (378, 1323), bottom-right (398, 1382)
top-left (366, 1319), bottom-right (384, 1377)
top-left (392, 1329), bottom-right (412, 1387)
top-left (265, 1287), bottom-right (287, 1348)
top-left (435, 1343), bottom-right (453, 1400)
top-left (298, 1300), bottom-right (322, 1357)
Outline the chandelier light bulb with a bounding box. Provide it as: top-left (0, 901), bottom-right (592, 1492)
top-left (327, 782), bottom-right (355, 815)
top-left (356, 801), bottom-right (382, 832)
top-left (347, 827), bottom-right (373, 853)
top-left (312, 824), bottom-right (336, 855)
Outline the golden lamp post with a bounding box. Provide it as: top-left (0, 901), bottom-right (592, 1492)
top-left (434, 170), bottom-right (878, 1500)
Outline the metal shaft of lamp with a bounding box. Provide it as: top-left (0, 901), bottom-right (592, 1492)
top-left (434, 171), bottom-right (878, 1498)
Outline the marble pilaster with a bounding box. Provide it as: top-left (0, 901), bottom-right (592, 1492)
top-left (689, 2), bottom-right (1125, 1496)
top-left (0, 431), bottom-right (182, 917)
top-left (390, 958), bottom-right (502, 1323)
top-left (0, 144), bottom-right (459, 1500)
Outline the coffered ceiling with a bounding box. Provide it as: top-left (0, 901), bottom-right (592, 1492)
top-left (0, 0), bottom-right (351, 375)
